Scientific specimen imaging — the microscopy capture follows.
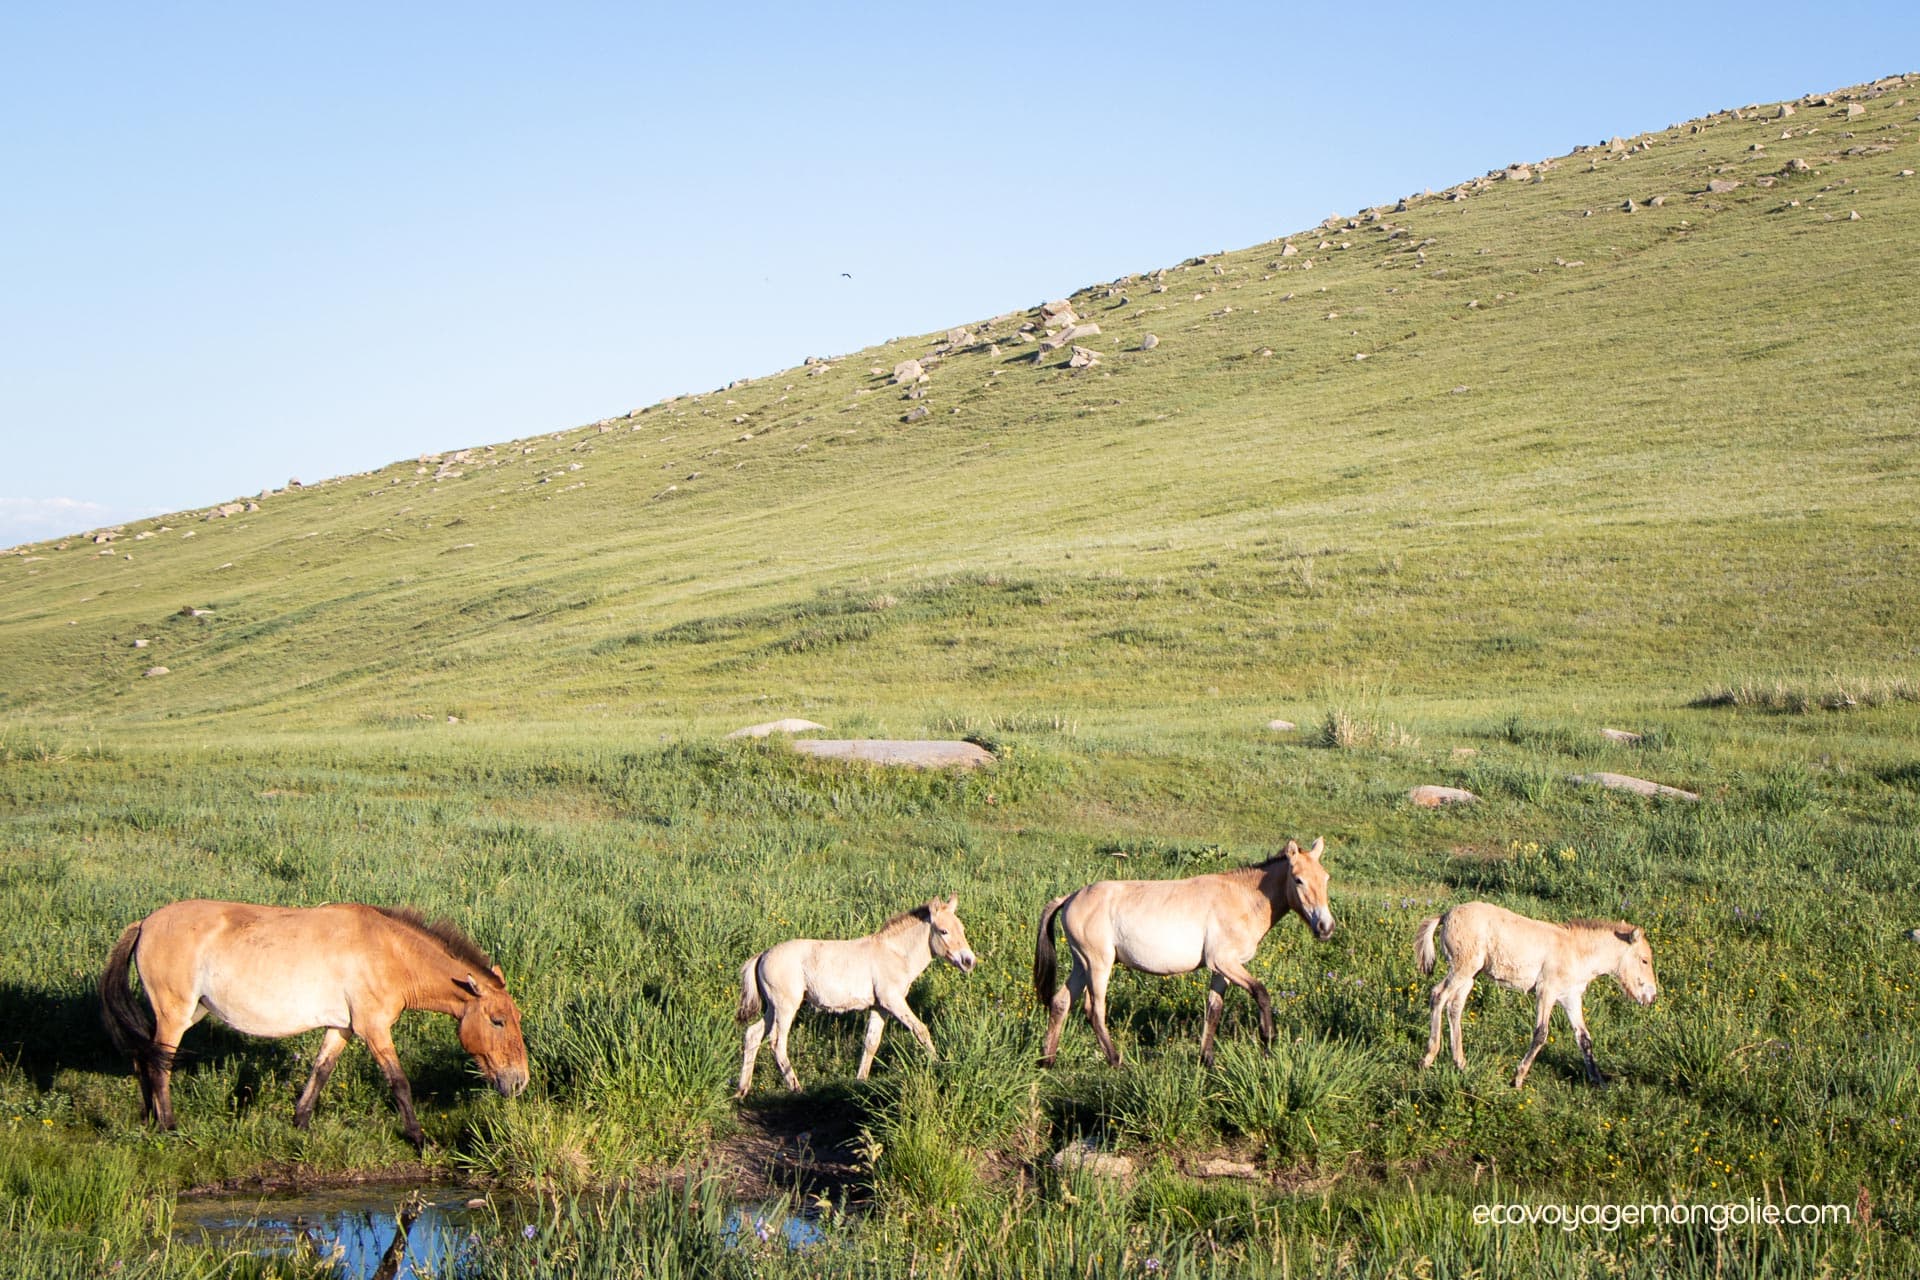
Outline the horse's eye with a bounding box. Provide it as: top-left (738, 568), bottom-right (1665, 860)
top-left (1294, 878), bottom-right (1304, 888)
top-left (490, 1017), bottom-right (505, 1028)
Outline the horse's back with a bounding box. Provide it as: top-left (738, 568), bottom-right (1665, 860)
top-left (759, 937), bottom-right (877, 1014)
top-left (1071, 878), bottom-right (1237, 975)
top-left (135, 900), bottom-right (380, 1038)
top-left (1440, 902), bottom-right (1559, 990)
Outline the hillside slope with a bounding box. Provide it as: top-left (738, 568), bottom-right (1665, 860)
top-left (4, 74), bottom-right (1917, 734)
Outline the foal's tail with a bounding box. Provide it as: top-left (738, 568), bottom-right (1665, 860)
top-left (100, 920), bottom-right (159, 1069)
top-left (734, 953), bottom-right (764, 1025)
top-left (1414, 915), bottom-right (1442, 976)
top-left (1033, 894), bottom-right (1072, 1007)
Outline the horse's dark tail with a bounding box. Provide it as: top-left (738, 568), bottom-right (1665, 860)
top-left (100, 920), bottom-right (158, 1069)
top-left (1033, 894), bottom-right (1072, 1007)
top-left (734, 953), bottom-right (764, 1025)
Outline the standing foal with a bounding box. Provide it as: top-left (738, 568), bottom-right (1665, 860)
top-left (1416, 901), bottom-right (1658, 1088)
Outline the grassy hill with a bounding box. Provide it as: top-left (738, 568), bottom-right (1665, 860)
top-left (4, 75), bottom-right (1917, 735)
top-left (4, 74), bottom-right (1920, 1279)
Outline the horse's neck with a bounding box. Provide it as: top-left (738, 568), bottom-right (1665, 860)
top-left (876, 920), bottom-right (936, 980)
top-left (389, 932), bottom-right (469, 1017)
top-left (1223, 865), bottom-right (1289, 927)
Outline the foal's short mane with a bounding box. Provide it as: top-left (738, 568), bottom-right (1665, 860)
top-left (1567, 917), bottom-right (1634, 936)
top-left (876, 904), bottom-right (935, 937)
top-left (373, 906), bottom-right (498, 974)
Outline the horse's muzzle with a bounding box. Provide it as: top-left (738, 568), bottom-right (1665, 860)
top-left (491, 1066), bottom-right (530, 1098)
top-left (1309, 910), bottom-right (1336, 941)
top-left (952, 951), bottom-right (978, 974)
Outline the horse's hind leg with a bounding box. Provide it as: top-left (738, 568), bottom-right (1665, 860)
top-left (855, 1010), bottom-right (887, 1080)
top-left (769, 1000), bottom-right (803, 1092)
top-left (294, 1028), bottom-right (352, 1129)
top-left (1040, 963), bottom-right (1088, 1067)
top-left (737, 1014), bottom-right (770, 1099)
top-left (1086, 960), bottom-right (1122, 1067)
top-left (1420, 975), bottom-right (1449, 1070)
top-left (147, 999), bottom-right (201, 1131)
top-left (1198, 972), bottom-right (1230, 1068)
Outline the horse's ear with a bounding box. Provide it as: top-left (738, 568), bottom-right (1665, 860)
top-left (1282, 839), bottom-right (1300, 857)
top-left (946, 894), bottom-right (959, 910)
top-left (489, 964), bottom-right (506, 985)
top-left (1306, 837), bottom-right (1324, 861)
top-left (1616, 926), bottom-right (1641, 945)
top-left (453, 973), bottom-right (484, 998)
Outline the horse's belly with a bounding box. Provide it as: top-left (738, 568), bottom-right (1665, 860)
top-left (199, 981), bottom-right (350, 1039)
top-left (1115, 936), bottom-right (1206, 976)
top-left (803, 978), bottom-right (873, 1014)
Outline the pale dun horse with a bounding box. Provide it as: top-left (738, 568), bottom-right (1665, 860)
top-left (100, 900), bottom-right (529, 1151)
top-left (1035, 838), bottom-right (1335, 1068)
top-left (735, 896), bottom-right (977, 1097)
top-left (1416, 901), bottom-right (1658, 1088)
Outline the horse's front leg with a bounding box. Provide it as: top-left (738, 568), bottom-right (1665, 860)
top-left (879, 992), bottom-right (937, 1062)
top-left (1512, 993), bottom-right (1554, 1089)
top-left (855, 1010), bottom-right (888, 1079)
top-left (360, 1025), bottom-right (426, 1151)
top-left (1214, 959), bottom-right (1276, 1055)
top-left (1561, 992), bottom-right (1603, 1085)
top-left (293, 1027), bottom-right (352, 1129)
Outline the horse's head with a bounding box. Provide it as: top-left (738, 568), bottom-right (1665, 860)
top-left (453, 967), bottom-right (530, 1097)
top-left (1283, 838), bottom-right (1335, 941)
top-left (926, 896), bottom-right (978, 974)
top-left (1611, 926), bottom-right (1658, 1005)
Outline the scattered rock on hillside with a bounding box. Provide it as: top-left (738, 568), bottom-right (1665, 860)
top-left (1845, 102), bottom-right (1866, 118)
top-left (1706, 178), bottom-right (1742, 194)
top-left (1068, 346), bottom-right (1101, 369)
top-left (727, 718), bottom-right (829, 739)
top-left (1053, 1139), bottom-right (1134, 1179)
top-left (891, 359), bottom-right (924, 384)
top-left (1849, 210), bottom-right (1862, 220)
top-left (1039, 299), bottom-right (1077, 327)
top-left (903, 406), bottom-right (931, 423)
top-left (1197, 1158), bottom-right (1260, 1179)
top-left (1567, 772), bottom-right (1698, 802)
top-left (1140, 334), bottom-right (1160, 351)
top-left (1776, 103), bottom-right (1795, 118)
top-left (144, 666), bottom-right (170, 678)
top-left (1409, 785), bottom-right (1478, 807)
top-left (131, 638), bottom-right (148, 648)
top-left (791, 740), bottom-right (995, 770)
top-left (1598, 728), bottom-right (1644, 744)
top-left (1267, 719), bottom-right (1296, 732)
top-left (1623, 198), bottom-right (1638, 213)
top-left (205, 502), bottom-right (246, 520)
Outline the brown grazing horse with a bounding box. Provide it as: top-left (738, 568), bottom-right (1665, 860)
top-left (1035, 838), bottom-right (1335, 1067)
top-left (101, 900), bottom-right (529, 1150)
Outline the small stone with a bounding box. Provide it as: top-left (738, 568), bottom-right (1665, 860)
top-left (903, 405), bottom-right (931, 423)
top-left (1409, 785), bottom-right (1478, 807)
top-left (1567, 772), bottom-right (1698, 802)
top-left (1053, 1139), bottom-right (1134, 1179)
top-left (1706, 178), bottom-right (1741, 194)
top-left (1599, 728), bottom-right (1643, 744)
top-left (1622, 198), bottom-right (1638, 212)
top-left (1353, 352), bottom-right (1368, 361)
top-left (1776, 103), bottom-right (1794, 119)
top-left (1845, 103), bottom-right (1866, 118)
top-left (1197, 1158), bottom-right (1260, 1179)
top-left (1266, 719), bottom-right (1297, 732)
top-left (1140, 334), bottom-right (1160, 351)
top-left (1786, 158), bottom-right (1811, 173)
top-left (144, 666), bottom-right (170, 678)
top-left (131, 639), bottom-right (149, 648)
top-left (891, 359), bottom-right (924, 384)
top-left (1450, 747), bottom-right (1478, 759)
top-left (1039, 299), bottom-right (1077, 326)
top-left (1848, 210), bottom-right (1861, 220)
top-left (727, 718), bottom-right (829, 739)
top-left (1648, 195), bottom-right (1666, 207)
top-left (1067, 346), bottom-right (1100, 369)
top-left (1450, 385), bottom-right (1469, 394)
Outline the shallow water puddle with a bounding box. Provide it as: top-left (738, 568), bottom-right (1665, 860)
top-left (177, 1184), bottom-right (488, 1279)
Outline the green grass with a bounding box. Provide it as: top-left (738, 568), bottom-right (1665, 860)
top-left (3, 74), bottom-right (1920, 1276)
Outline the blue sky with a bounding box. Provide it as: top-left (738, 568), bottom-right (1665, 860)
top-left (3, 3), bottom-right (1914, 545)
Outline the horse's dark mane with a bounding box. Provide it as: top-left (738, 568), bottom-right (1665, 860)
top-left (876, 904), bottom-right (934, 937)
top-left (374, 906), bottom-right (498, 975)
top-left (1568, 917), bottom-right (1634, 935)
